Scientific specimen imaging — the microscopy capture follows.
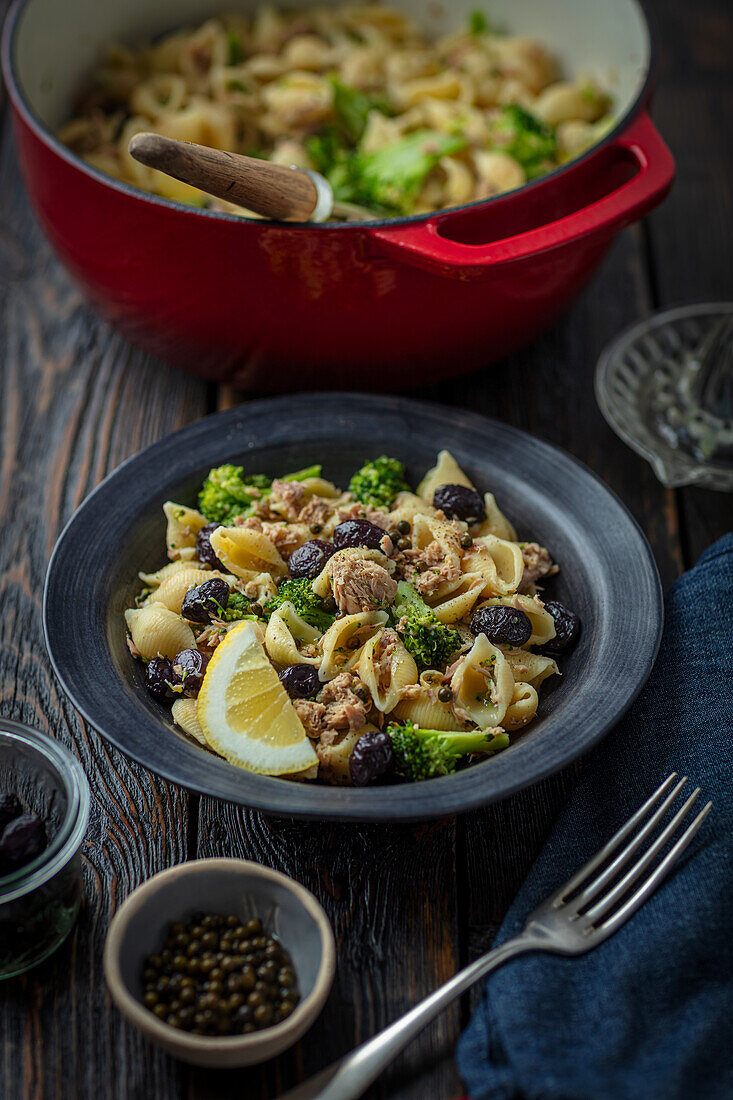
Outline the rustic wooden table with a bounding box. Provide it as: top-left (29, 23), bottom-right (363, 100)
top-left (1, 1), bottom-right (731, 1097)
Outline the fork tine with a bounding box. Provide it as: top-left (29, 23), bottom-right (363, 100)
top-left (595, 801), bottom-right (712, 935)
top-left (582, 787), bottom-right (702, 922)
top-left (552, 773), bottom-right (678, 903)
top-left (570, 776), bottom-right (689, 908)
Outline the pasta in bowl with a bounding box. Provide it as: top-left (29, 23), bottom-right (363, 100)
top-left (59, 4), bottom-right (613, 220)
top-left (125, 449), bottom-right (580, 786)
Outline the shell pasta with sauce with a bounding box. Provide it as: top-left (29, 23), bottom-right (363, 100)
top-left (125, 452), bottom-right (582, 785)
top-left (60, 4), bottom-right (613, 220)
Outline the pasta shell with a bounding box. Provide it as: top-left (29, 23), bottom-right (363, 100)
top-left (463, 535), bottom-right (524, 597)
top-left (417, 450), bottom-right (474, 502)
top-left (172, 697), bottom-right (207, 745)
top-left (125, 603), bottom-right (196, 660)
top-left (428, 572), bottom-right (485, 623)
top-left (387, 491), bottom-right (437, 527)
top-left (139, 560), bottom-right (195, 588)
top-left (163, 501), bottom-right (207, 556)
top-left (474, 493), bottom-right (517, 541)
top-left (450, 633), bottom-right (514, 728)
top-left (210, 525), bottom-right (286, 579)
top-left (265, 603), bottom-right (321, 668)
top-left (319, 610), bottom-right (388, 681)
top-left (357, 628), bottom-right (418, 712)
top-left (392, 688), bottom-right (467, 731)
top-left (501, 647), bottom-right (559, 688)
top-left (502, 682), bottom-right (539, 730)
top-left (240, 572), bottom-right (279, 605)
top-left (480, 595), bottom-right (556, 647)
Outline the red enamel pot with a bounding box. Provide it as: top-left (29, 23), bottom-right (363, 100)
top-left (2, 0), bottom-right (673, 391)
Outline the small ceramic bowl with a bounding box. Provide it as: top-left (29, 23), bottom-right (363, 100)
top-left (103, 858), bottom-right (336, 1067)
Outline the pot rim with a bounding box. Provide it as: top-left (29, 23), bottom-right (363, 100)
top-left (1, 0), bottom-right (656, 231)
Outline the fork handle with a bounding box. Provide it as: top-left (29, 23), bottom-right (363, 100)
top-left (280, 932), bottom-right (541, 1100)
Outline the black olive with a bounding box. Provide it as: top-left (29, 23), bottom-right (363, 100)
top-left (181, 578), bottom-right (230, 623)
top-left (541, 601), bottom-right (581, 654)
top-left (471, 606), bottom-right (532, 648)
top-left (196, 522), bottom-right (225, 569)
top-left (170, 649), bottom-right (209, 696)
top-left (0, 812), bottom-right (46, 869)
top-left (144, 657), bottom-right (176, 702)
top-left (332, 519), bottom-right (385, 551)
top-left (349, 729), bottom-right (394, 787)
top-left (288, 539), bottom-right (333, 580)
top-left (433, 484), bottom-right (486, 525)
top-left (279, 665), bottom-right (320, 699)
top-left (0, 793), bottom-right (22, 834)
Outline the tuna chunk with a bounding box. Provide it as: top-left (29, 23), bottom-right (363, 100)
top-left (330, 552), bottom-right (398, 614)
top-left (519, 542), bottom-right (558, 592)
top-left (317, 671), bottom-right (370, 733)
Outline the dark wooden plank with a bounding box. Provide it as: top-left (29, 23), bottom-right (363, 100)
top-left (642, 0), bottom-right (733, 566)
top-left (0, 104), bottom-right (208, 1099)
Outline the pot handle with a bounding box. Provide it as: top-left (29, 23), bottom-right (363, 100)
top-left (368, 112), bottom-right (674, 275)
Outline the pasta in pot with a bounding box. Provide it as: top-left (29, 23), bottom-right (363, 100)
top-left (124, 450), bottom-right (580, 785)
top-left (60, 4), bottom-right (613, 221)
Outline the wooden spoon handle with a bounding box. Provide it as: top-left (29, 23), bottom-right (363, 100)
top-left (128, 132), bottom-right (329, 221)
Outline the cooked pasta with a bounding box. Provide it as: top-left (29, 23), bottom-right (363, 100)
top-left (60, 4), bottom-right (613, 221)
top-left (125, 450), bottom-right (582, 785)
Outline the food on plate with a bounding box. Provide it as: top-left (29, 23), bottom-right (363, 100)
top-left (59, 4), bottom-right (613, 220)
top-left (125, 451), bottom-right (581, 785)
top-left (140, 913), bottom-right (300, 1034)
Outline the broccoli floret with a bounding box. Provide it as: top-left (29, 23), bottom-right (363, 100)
top-left (494, 105), bottom-right (557, 179)
top-left (218, 589), bottom-right (264, 623)
top-left (330, 77), bottom-right (392, 143)
top-left (348, 455), bottom-right (409, 511)
top-left (226, 29), bottom-right (244, 65)
top-left (264, 579), bottom-right (336, 633)
top-left (468, 9), bottom-right (490, 34)
top-left (390, 581), bottom-right (462, 670)
top-left (198, 464), bottom-right (322, 524)
top-left (333, 130), bottom-right (468, 215)
top-left (388, 719), bottom-right (510, 781)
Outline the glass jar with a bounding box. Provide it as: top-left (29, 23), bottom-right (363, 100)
top-left (0, 720), bottom-right (90, 978)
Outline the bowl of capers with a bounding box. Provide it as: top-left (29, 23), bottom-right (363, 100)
top-left (103, 858), bottom-right (335, 1067)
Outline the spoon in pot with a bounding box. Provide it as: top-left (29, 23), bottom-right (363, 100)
top-left (128, 132), bottom-right (370, 222)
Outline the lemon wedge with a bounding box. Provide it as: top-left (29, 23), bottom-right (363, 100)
top-left (198, 622), bottom-right (318, 775)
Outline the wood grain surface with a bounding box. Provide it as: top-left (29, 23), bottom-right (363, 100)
top-left (1, 1), bottom-right (731, 1097)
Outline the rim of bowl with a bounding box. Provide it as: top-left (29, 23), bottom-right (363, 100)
top-left (103, 858), bottom-right (336, 1052)
top-left (1, 0), bottom-right (655, 231)
top-left (0, 719), bottom-right (90, 903)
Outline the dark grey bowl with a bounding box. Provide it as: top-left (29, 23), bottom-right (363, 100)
top-left (44, 394), bottom-right (663, 821)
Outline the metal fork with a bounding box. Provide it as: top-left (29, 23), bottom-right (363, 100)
top-left (280, 773), bottom-right (711, 1100)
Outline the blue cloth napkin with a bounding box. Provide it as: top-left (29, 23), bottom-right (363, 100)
top-left (458, 534), bottom-right (733, 1100)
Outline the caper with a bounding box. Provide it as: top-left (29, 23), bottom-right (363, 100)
top-left (397, 537), bottom-right (411, 551)
top-left (461, 533), bottom-right (473, 550)
top-left (201, 931), bottom-right (218, 950)
top-left (143, 991), bottom-right (158, 1009)
top-left (153, 1004), bottom-right (168, 1020)
top-left (415, 560), bottom-right (428, 573)
top-left (310, 523), bottom-right (323, 535)
top-left (438, 686), bottom-right (452, 703)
